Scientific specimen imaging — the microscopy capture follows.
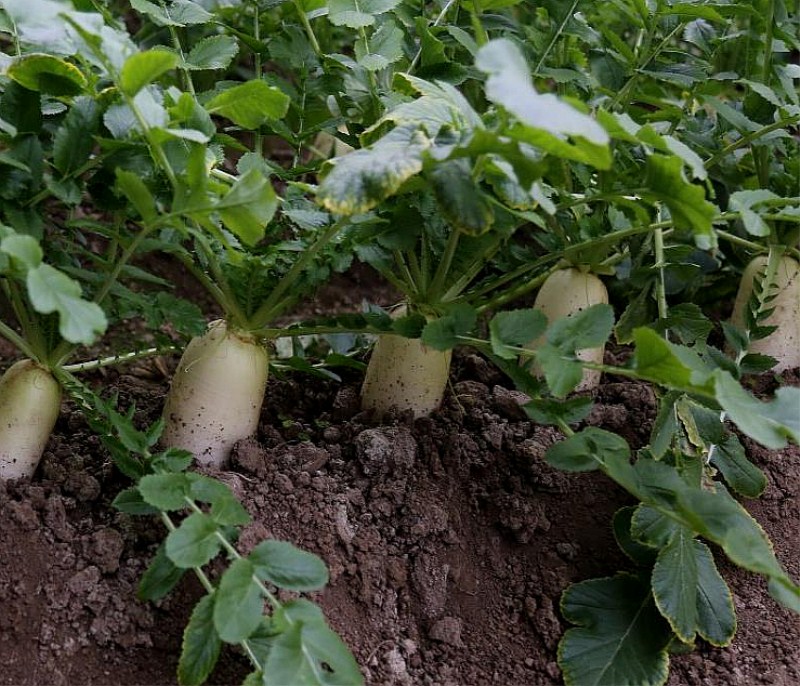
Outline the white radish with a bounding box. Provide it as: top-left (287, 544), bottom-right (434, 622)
top-left (524, 268), bottom-right (609, 392)
top-left (730, 255), bottom-right (800, 371)
top-left (0, 359), bottom-right (61, 480)
top-left (161, 320), bottom-right (269, 467)
top-left (361, 308), bottom-right (451, 417)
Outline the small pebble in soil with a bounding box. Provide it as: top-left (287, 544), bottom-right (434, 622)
top-left (429, 617), bottom-right (464, 648)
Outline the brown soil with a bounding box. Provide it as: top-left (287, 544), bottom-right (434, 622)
top-left (1, 344), bottom-right (798, 686)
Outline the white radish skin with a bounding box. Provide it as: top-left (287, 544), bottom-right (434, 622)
top-left (0, 359), bottom-right (61, 480)
top-left (361, 331), bottom-right (452, 418)
top-left (161, 320), bottom-right (269, 468)
top-left (524, 268), bottom-right (609, 392)
top-left (731, 255), bottom-right (800, 372)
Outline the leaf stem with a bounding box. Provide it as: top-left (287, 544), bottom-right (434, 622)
top-left (428, 228), bottom-right (461, 304)
top-left (704, 115), bottom-right (799, 170)
top-left (408, 0), bottom-right (458, 74)
top-left (533, 0), bottom-right (580, 75)
top-left (62, 345), bottom-right (179, 373)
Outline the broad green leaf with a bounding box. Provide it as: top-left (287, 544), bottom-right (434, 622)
top-left (523, 396), bottom-right (593, 426)
top-left (138, 543), bottom-right (186, 601)
top-left (8, 54), bottom-right (86, 96)
top-left (210, 494), bottom-right (251, 526)
top-left (631, 506), bottom-right (681, 548)
top-left (547, 304), bottom-right (615, 351)
top-left (536, 344), bottom-right (584, 397)
top-left (188, 473), bottom-right (235, 505)
top-left (769, 579), bottom-right (800, 614)
top-left (250, 540), bottom-right (329, 591)
top-left (262, 600), bottom-right (364, 685)
top-left (138, 473), bottom-right (192, 510)
top-left (131, 0), bottom-right (213, 26)
top-left (1, 234), bottom-right (42, 268)
top-left (546, 427), bottom-right (629, 473)
top-left (729, 190), bottom-right (779, 238)
top-left (112, 486), bottom-right (159, 515)
top-left (475, 39), bottom-right (610, 168)
top-left (116, 169), bottom-right (157, 223)
top-left (420, 304), bottom-right (477, 351)
top-left (713, 371), bottom-right (800, 449)
top-left (215, 169), bottom-right (279, 246)
top-left (489, 309), bottom-right (547, 360)
top-left (317, 124), bottom-right (431, 215)
top-left (559, 574), bottom-right (671, 686)
top-left (693, 541), bottom-right (736, 646)
top-left (26, 264), bottom-right (107, 344)
top-left (184, 35), bottom-right (239, 71)
top-left (53, 97), bottom-right (101, 176)
top-left (643, 155), bottom-right (716, 249)
top-left (205, 81), bottom-right (290, 128)
top-left (356, 20), bottom-right (404, 71)
top-left (631, 328), bottom-right (714, 394)
top-left (428, 159), bottom-right (494, 234)
top-left (327, 0), bottom-right (401, 28)
top-left (612, 507), bottom-right (657, 566)
top-left (178, 593), bottom-right (222, 686)
top-left (214, 559), bottom-right (264, 642)
top-left (165, 512), bottom-right (221, 568)
top-left (119, 50), bottom-right (179, 96)
top-left (652, 527), bottom-right (700, 642)
top-left (710, 434), bottom-right (767, 498)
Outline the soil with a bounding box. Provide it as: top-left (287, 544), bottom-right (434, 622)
top-left (1, 275), bottom-right (799, 685)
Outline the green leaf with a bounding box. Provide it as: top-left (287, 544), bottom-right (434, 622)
top-left (612, 507), bottom-right (657, 566)
top-left (138, 473), bottom-right (192, 510)
top-left (131, 0), bottom-right (213, 26)
top-left (178, 593), bottom-right (222, 686)
top-left (1, 234), bottom-right (42, 269)
top-left (26, 264), bottom-right (107, 344)
top-left (631, 328), bottom-right (714, 394)
top-left (184, 35), bottom-right (239, 71)
top-left (559, 574), bottom-right (671, 686)
top-left (317, 124), bottom-right (431, 215)
top-left (710, 434), bottom-right (767, 498)
top-left (165, 512), bottom-right (221, 568)
top-left (215, 169), bottom-right (279, 246)
top-left (262, 600), bottom-right (364, 685)
top-left (420, 304), bottom-right (477, 351)
top-left (188, 474), bottom-right (234, 504)
top-left (116, 169), bottom-right (157, 223)
top-left (713, 371), bottom-right (800, 449)
top-left (428, 159), bottom-right (494, 234)
top-left (535, 344), bottom-right (585, 397)
top-left (356, 20), bottom-right (404, 71)
top-left (547, 303), bottom-right (615, 351)
top-left (205, 81), bottom-right (290, 128)
top-left (138, 543), bottom-right (186, 601)
top-left (250, 540), bottom-right (329, 592)
top-left (631, 506), bottom-right (681, 549)
top-left (652, 527), bottom-right (700, 643)
top-left (523, 396), bottom-right (593, 426)
top-left (8, 54), bottom-right (87, 96)
top-left (489, 309), bottom-right (547, 360)
top-left (214, 559), bottom-right (264, 642)
top-left (693, 541), bottom-right (736, 646)
top-left (53, 97), bottom-right (101, 176)
top-left (546, 427), bottom-right (629, 473)
top-left (210, 494), bottom-right (251, 526)
top-left (327, 0), bottom-right (401, 28)
top-left (119, 50), bottom-right (179, 96)
top-left (112, 486), bottom-right (160, 515)
top-left (643, 155), bottom-right (717, 249)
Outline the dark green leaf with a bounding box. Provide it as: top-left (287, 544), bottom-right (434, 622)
top-left (523, 396), bottom-right (593, 426)
top-left (547, 303), bottom-right (614, 351)
top-left (54, 97), bottom-right (101, 176)
top-left (710, 434), bottom-right (767, 498)
top-left (535, 343), bottom-right (584, 397)
top-left (428, 159), bottom-right (494, 234)
top-left (612, 507), bottom-right (657, 566)
top-left (139, 543), bottom-right (186, 601)
top-left (166, 512), bottom-right (221, 568)
top-left (178, 593), bottom-right (222, 686)
top-left (546, 427), bottom-right (629, 473)
top-left (420, 304), bottom-right (477, 351)
top-left (116, 169), bottom-right (157, 223)
top-left (215, 169), bottom-right (279, 246)
top-left (214, 559), bottom-right (264, 642)
top-left (8, 54), bottom-right (87, 96)
top-left (112, 486), bottom-right (160, 515)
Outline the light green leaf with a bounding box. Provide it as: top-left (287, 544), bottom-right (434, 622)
top-left (214, 559), bottom-right (264, 642)
top-left (643, 154), bottom-right (716, 248)
top-left (317, 124), bottom-right (431, 215)
top-left (209, 492), bottom-right (251, 526)
top-left (26, 264), bottom-right (107, 344)
top-left (476, 39), bottom-right (608, 145)
top-left (119, 50), bottom-right (179, 96)
top-left (138, 473), bottom-right (192, 511)
top-left (356, 20), bottom-right (404, 71)
top-left (536, 344), bottom-right (585, 397)
top-left (116, 169), bottom-right (157, 223)
top-left (165, 512), bottom-right (221, 568)
top-left (131, 0), bottom-right (213, 26)
top-left (178, 593), bottom-right (222, 686)
top-left (184, 35), bottom-right (239, 71)
top-left (262, 599), bottom-right (364, 685)
top-left (8, 54), bottom-right (87, 96)
top-left (713, 371), bottom-right (800, 449)
top-left (327, 0), bottom-right (401, 28)
top-left (631, 328), bottom-right (714, 394)
top-left (1, 234), bottom-right (42, 269)
top-left (559, 574), bottom-right (671, 686)
top-left (547, 303), bottom-right (615, 351)
top-left (205, 80), bottom-right (290, 128)
top-left (214, 169), bottom-right (279, 246)
top-left (249, 540), bottom-right (329, 592)
top-left (489, 309), bottom-right (547, 360)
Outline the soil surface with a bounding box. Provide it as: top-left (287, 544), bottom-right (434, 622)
top-left (0, 278), bottom-right (799, 685)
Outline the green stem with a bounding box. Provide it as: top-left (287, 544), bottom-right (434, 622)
top-left (4, 280), bottom-right (47, 360)
top-left (475, 262), bottom-right (563, 314)
top-left (470, 0), bottom-right (489, 46)
top-left (249, 219), bottom-right (346, 328)
top-left (0, 318), bottom-right (39, 362)
top-left (191, 233), bottom-right (250, 328)
top-left (409, 0), bottom-right (458, 73)
top-left (393, 250), bottom-right (419, 299)
top-left (705, 116), bottom-right (799, 170)
top-left (293, 0), bottom-right (322, 56)
top-left (160, 0), bottom-right (195, 95)
top-left (62, 345), bottom-right (179, 373)
top-left (533, 0), bottom-right (580, 75)
top-left (428, 228), bottom-right (461, 303)
top-left (253, 4), bottom-right (263, 157)
top-left (653, 227), bottom-right (669, 334)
